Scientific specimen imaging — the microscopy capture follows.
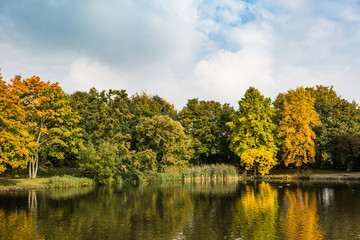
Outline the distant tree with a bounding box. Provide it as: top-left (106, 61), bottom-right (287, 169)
top-left (135, 115), bottom-right (192, 171)
top-left (228, 87), bottom-right (278, 175)
top-left (10, 75), bottom-right (82, 178)
top-left (278, 87), bottom-right (321, 174)
top-left (0, 73), bottom-right (37, 174)
top-left (303, 86), bottom-right (360, 168)
top-left (70, 88), bottom-right (134, 146)
top-left (333, 133), bottom-right (360, 171)
top-left (180, 99), bottom-right (235, 165)
top-left (131, 91), bottom-right (178, 120)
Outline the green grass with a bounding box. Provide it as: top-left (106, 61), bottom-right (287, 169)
top-left (0, 167), bottom-right (92, 190)
top-left (1, 166), bottom-right (82, 179)
top-left (0, 178), bottom-right (50, 190)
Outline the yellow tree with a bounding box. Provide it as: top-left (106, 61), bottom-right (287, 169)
top-left (10, 75), bottom-right (82, 178)
top-left (228, 87), bottom-right (278, 175)
top-left (0, 72), bottom-right (37, 174)
top-left (278, 87), bottom-right (321, 174)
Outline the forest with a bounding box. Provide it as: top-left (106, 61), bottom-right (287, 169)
top-left (1, 71), bottom-right (360, 183)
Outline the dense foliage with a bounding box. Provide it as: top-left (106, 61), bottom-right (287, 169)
top-left (0, 74), bottom-right (36, 173)
top-left (180, 99), bottom-right (235, 165)
top-left (278, 87), bottom-right (321, 173)
top-left (2, 69), bottom-right (360, 182)
top-left (228, 87), bottom-right (278, 175)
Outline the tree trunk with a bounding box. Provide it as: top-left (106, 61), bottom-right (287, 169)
top-left (297, 166), bottom-right (300, 175)
top-left (29, 151), bottom-right (39, 179)
top-left (254, 161), bottom-right (257, 176)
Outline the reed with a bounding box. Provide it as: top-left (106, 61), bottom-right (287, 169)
top-left (182, 164), bottom-right (239, 182)
top-left (148, 173), bottom-right (184, 181)
top-left (48, 175), bottom-right (95, 188)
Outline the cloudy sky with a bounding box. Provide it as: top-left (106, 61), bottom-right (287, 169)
top-left (1, 0), bottom-right (360, 109)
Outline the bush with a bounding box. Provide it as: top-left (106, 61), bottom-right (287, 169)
top-left (79, 141), bottom-right (124, 184)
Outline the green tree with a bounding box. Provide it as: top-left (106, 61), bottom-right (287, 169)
top-left (333, 133), bottom-right (360, 171)
top-left (0, 73), bottom-right (37, 174)
top-left (79, 140), bottom-right (128, 184)
top-left (278, 87), bottom-right (321, 174)
top-left (228, 87), bottom-right (278, 175)
top-left (10, 75), bottom-right (82, 178)
top-left (134, 115), bottom-right (192, 171)
top-left (303, 86), bottom-right (360, 169)
top-left (131, 91), bottom-right (178, 120)
top-left (70, 88), bottom-right (134, 145)
top-left (180, 99), bottom-right (235, 164)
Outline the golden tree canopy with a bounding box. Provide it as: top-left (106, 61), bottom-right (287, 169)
top-left (278, 86), bottom-right (321, 168)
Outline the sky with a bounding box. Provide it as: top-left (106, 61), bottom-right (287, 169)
top-left (1, 0), bottom-right (360, 109)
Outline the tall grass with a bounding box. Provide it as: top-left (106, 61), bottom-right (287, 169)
top-left (48, 175), bottom-right (95, 188)
top-left (148, 173), bottom-right (184, 181)
top-left (183, 164), bottom-right (239, 182)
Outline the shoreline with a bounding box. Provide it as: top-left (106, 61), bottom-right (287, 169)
top-left (2, 172), bottom-right (360, 191)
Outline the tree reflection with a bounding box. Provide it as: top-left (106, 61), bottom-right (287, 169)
top-left (0, 209), bottom-right (44, 240)
top-left (231, 182), bottom-right (279, 240)
top-left (282, 189), bottom-right (323, 240)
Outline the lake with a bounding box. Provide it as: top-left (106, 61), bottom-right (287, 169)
top-left (1, 180), bottom-right (360, 240)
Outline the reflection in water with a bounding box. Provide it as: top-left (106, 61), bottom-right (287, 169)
top-left (231, 182), bottom-right (279, 240)
top-left (28, 190), bottom-right (37, 214)
top-left (47, 187), bottom-right (94, 200)
top-left (282, 189), bottom-right (323, 240)
top-left (0, 209), bottom-right (44, 240)
top-left (1, 181), bottom-right (360, 239)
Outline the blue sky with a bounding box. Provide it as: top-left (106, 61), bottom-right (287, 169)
top-left (1, 0), bottom-right (360, 109)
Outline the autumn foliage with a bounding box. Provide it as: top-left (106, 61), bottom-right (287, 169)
top-left (2, 68), bottom-right (360, 180)
top-left (278, 87), bottom-right (321, 171)
top-left (0, 73), bottom-right (37, 173)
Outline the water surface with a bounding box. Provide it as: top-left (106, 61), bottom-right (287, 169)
top-left (1, 181), bottom-right (360, 239)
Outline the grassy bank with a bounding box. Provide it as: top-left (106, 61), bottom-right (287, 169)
top-left (2, 167), bottom-right (360, 191)
top-left (0, 167), bottom-right (94, 191)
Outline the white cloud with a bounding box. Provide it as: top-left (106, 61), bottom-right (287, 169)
top-left (2, 0), bottom-right (360, 109)
top-left (64, 58), bottom-right (125, 92)
top-left (190, 22), bottom-right (274, 106)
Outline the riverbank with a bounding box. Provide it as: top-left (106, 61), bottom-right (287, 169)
top-left (2, 168), bottom-right (360, 191)
top-left (258, 169), bottom-right (360, 180)
top-left (0, 178), bottom-right (50, 191)
top-left (0, 167), bottom-right (87, 191)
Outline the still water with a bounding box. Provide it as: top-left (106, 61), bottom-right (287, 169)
top-left (1, 181), bottom-right (360, 240)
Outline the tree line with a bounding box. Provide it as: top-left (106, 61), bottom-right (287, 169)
top-left (1, 71), bottom-right (360, 182)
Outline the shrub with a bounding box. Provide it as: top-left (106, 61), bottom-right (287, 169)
top-left (79, 141), bottom-right (125, 184)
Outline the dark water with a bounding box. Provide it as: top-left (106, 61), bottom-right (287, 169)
top-left (1, 181), bottom-right (360, 240)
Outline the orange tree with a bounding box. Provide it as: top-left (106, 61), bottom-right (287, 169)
top-left (0, 72), bottom-right (37, 174)
top-left (10, 75), bottom-right (82, 178)
top-left (278, 87), bottom-right (321, 174)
